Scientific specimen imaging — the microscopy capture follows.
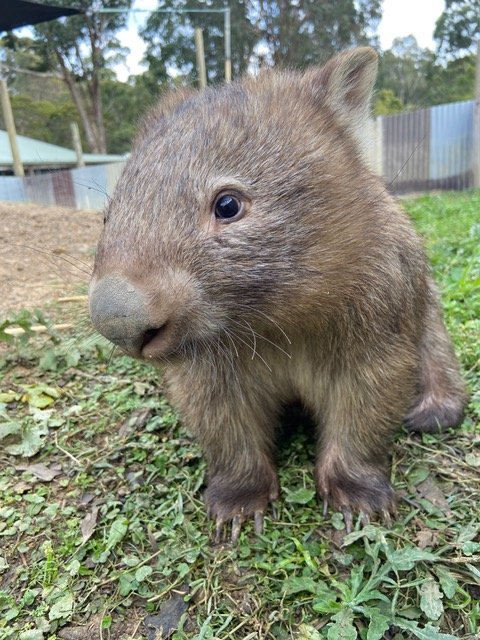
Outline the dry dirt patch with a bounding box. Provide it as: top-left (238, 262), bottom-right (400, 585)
top-left (0, 201), bottom-right (102, 316)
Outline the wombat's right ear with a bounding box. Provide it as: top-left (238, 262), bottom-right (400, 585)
top-left (308, 47), bottom-right (378, 149)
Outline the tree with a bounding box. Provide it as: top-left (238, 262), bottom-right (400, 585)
top-left (377, 36), bottom-right (433, 108)
top-left (422, 53), bottom-right (475, 105)
top-left (374, 89), bottom-right (404, 115)
top-left (0, 94), bottom-right (82, 149)
top-left (434, 0), bottom-right (480, 58)
top-left (33, 0), bottom-right (132, 153)
top-left (141, 0), bottom-right (382, 85)
top-left (0, 33), bottom-right (56, 76)
top-left (142, 0), bottom-right (256, 86)
top-left (253, 0), bottom-right (382, 68)
top-left (102, 75), bottom-right (160, 153)
top-left (376, 35), bottom-right (475, 111)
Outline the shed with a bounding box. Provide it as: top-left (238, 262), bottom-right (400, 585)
top-left (0, 130), bottom-right (124, 174)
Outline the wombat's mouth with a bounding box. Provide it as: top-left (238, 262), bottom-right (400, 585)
top-left (140, 322), bottom-right (171, 360)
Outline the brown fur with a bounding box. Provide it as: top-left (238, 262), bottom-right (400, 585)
top-left (90, 48), bottom-right (467, 531)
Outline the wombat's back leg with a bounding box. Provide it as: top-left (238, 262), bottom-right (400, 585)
top-left (314, 343), bottom-right (418, 525)
top-left (405, 283), bottom-right (467, 433)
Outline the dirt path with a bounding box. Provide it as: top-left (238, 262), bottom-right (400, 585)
top-left (0, 201), bottom-right (102, 316)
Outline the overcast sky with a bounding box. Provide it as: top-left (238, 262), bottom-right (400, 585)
top-left (115, 0), bottom-right (445, 81)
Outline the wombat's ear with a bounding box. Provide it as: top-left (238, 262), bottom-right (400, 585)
top-left (308, 47), bottom-right (378, 149)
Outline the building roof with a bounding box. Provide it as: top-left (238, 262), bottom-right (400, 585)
top-left (0, 130), bottom-right (125, 171)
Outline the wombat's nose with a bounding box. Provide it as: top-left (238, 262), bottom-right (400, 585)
top-left (89, 276), bottom-right (155, 356)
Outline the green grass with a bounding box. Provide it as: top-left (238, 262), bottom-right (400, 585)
top-left (1, 191), bottom-right (479, 640)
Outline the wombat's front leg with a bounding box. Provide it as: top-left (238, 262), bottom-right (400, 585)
top-left (166, 368), bottom-right (279, 542)
top-left (205, 446), bottom-right (279, 542)
top-left (315, 352), bottom-right (417, 529)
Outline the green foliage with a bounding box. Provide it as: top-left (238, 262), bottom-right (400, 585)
top-left (141, 0), bottom-right (382, 86)
top-left (4, 94), bottom-right (80, 149)
top-left (434, 0), bottom-right (480, 58)
top-left (2, 73), bottom-right (157, 154)
top-left (377, 35), bottom-right (475, 111)
top-left (141, 0), bottom-right (257, 86)
top-left (374, 88), bottom-right (404, 115)
top-left (32, 0), bottom-right (133, 76)
top-left (0, 34), bottom-right (55, 75)
top-left (0, 192), bottom-right (479, 638)
top-left (423, 53), bottom-right (476, 106)
top-left (102, 76), bottom-right (160, 153)
top-left (31, 0), bottom-right (134, 153)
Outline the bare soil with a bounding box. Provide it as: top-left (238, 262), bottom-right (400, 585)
top-left (0, 201), bottom-right (102, 316)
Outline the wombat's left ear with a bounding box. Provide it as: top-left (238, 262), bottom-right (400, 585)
top-left (308, 47), bottom-right (378, 147)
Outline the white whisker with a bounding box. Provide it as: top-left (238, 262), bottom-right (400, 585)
top-left (228, 328), bottom-right (272, 373)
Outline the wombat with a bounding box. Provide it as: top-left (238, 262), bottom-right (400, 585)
top-left (89, 48), bottom-right (467, 540)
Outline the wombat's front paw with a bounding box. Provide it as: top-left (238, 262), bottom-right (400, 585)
top-left (316, 462), bottom-right (396, 532)
top-left (205, 474), bottom-right (279, 543)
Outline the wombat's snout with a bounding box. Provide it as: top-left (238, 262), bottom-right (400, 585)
top-left (89, 276), bottom-right (169, 359)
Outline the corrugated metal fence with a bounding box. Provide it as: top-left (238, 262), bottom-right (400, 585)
top-left (0, 99), bottom-right (477, 208)
top-left (376, 99), bottom-right (475, 194)
top-left (0, 162), bottom-right (125, 210)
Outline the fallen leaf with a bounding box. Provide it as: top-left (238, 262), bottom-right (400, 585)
top-left (58, 614), bottom-right (103, 640)
top-left (415, 529), bottom-right (439, 550)
top-left (416, 477), bottom-right (453, 517)
top-left (81, 506), bottom-right (99, 543)
top-left (0, 391), bottom-right (19, 403)
top-left (465, 452), bottom-right (480, 467)
top-left (298, 624), bottom-right (322, 640)
top-left (20, 384), bottom-right (61, 409)
top-left (118, 408), bottom-right (152, 438)
top-left (12, 480), bottom-right (30, 494)
top-left (145, 587), bottom-right (189, 640)
top-left (16, 463), bottom-right (62, 482)
top-left (48, 592), bottom-right (74, 621)
top-left (419, 578), bottom-right (443, 620)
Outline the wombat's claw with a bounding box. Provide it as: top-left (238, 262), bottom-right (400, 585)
top-left (254, 510), bottom-right (264, 535)
top-left (322, 495), bottom-right (329, 518)
top-left (214, 517), bottom-right (224, 544)
top-left (231, 514), bottom-right (245, 544)
top-left (342, 507), bottom-right (353, 534)
top-left (380, 508), bottom-right (393, 527)
top-left (360, 511), bottom-right (370, 526)
top-left (214, 509), bottom-right (265, 544)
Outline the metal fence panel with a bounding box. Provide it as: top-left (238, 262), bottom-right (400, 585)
top-left (382, 108), bottom-right (430, 194)
top-left (429, 100), bottom-right (474, 190)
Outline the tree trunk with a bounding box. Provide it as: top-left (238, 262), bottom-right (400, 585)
top-left (88, 20), bottom-right (107, 154)
top-left (55, 50), bottom-right (101, 153)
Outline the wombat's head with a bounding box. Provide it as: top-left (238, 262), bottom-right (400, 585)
top-left (90, 48), bottom-right (379, 361)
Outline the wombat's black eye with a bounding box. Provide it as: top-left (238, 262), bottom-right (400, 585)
top-left (214, 194), bottom-right (243, 221)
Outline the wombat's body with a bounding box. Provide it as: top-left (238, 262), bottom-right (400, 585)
top-left (90, 48), bottom-right (466, 537)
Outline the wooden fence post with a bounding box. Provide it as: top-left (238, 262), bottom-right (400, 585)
top-left (0, 78), bottom-right (24, 177)
top-left (194, 27), bottom-right (207, 90)
top-left (70, 122), bottom-right (85, 168)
